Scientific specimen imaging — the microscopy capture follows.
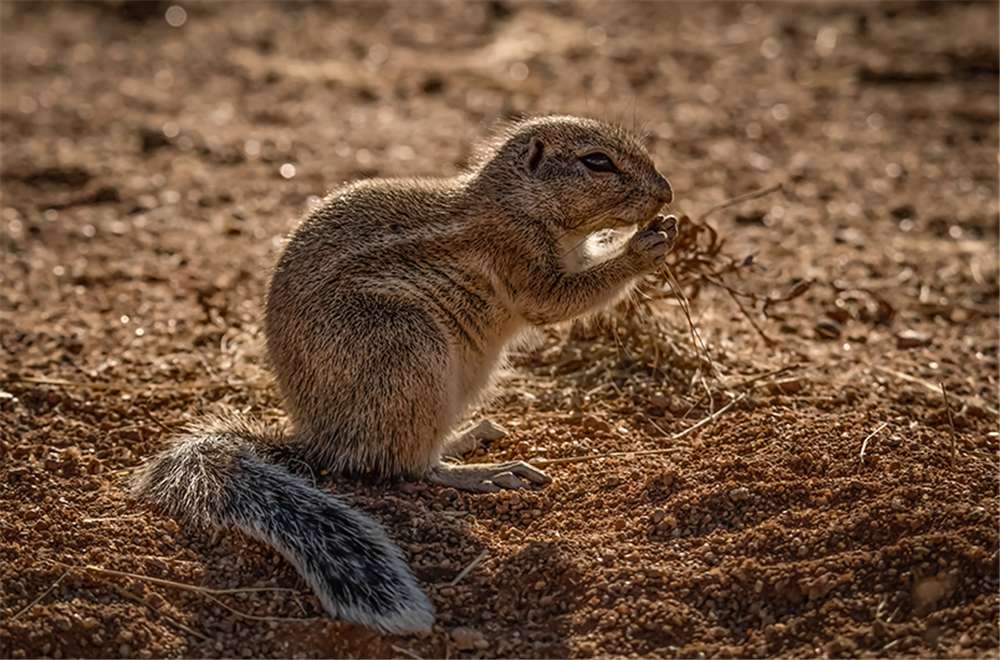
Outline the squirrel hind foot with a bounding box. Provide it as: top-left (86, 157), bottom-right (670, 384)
top-left (428, 460), bottom-right (551, 493)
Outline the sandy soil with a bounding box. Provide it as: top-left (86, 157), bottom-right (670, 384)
top-left (1, 1), bottom-right (997, 658)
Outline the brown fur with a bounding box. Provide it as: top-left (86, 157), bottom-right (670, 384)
top-left (265, 115), bottom-right (674, 479)
top-left (133, 115), bottom-right (675, 632)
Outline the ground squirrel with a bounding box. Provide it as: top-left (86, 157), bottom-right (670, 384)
top-left (133, 115), bottom-right (677, 633)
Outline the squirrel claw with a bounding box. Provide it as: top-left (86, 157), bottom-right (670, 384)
top-left (646, 214), bottom-right (679, 238)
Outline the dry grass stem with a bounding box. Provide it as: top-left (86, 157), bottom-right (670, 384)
top-left (199, 592), bottom-right (320, 623)
top-left (391, 645), bottom-right (426, 660)
top-left (76, 564), bottom-right (303, 596)
top-left (722, 285), bottom-right (776, 345)
top-left (5, 375), bottom-right (267, 393)
top-left (108, 583), bottom-right (210, 641)
top-left (143, 409), bottom-right (174, 434)
top-left (729, 363), bottom-right (803, 389)
top-left (10, 571), bottom-right (68, 622)
top-left (696, 183), bottom-right (784, 224)
top-left (858, 422), bottom-right (890, 467)
top-left (533, 390), bottom-right (750, 467)
top-left (940, 382), bottom-right (959, 465)
top-left (62, 563), bottom-right (319, 625)
top-left (662, 264), bottom-right (723, 380)
top-left (449, 549), bottom-right (489, 586)
top-left (82, 513), bottom-right (147, 524)
top-left (874, 366), bottom-right (998, 415)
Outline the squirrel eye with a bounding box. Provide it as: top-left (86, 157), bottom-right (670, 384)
top-left (579, 152), bottom-right (618, 173)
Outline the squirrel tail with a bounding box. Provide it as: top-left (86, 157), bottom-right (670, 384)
top-left (131, 414), bottom-right (434, 634)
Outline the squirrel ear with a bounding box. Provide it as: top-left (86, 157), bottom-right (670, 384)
top-left (524, 137), bottom-right (545, 174)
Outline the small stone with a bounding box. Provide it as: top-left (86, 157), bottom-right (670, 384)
top-left (51, 615), bottom-right (72, 631)
top-left (655, 514), bottom-right (677, 533)
top-left (420, 74), bottom-right (445, 94)
top-left (451, 626), bottom-right (487, 651)
top-left (826, 306), bottom-right (851, 324)
top-left (825, 635), bottom-right (856, 655)
top-left (913, 573), bottom-right (953, 612)
top-left (92, 185), bottom-right (121, 203)
top-left (139, 127), bottom-right (172, 153)
top-left (583, 416), bottom-right (611, 433)
top-left (815, 317), bottom-right (842, 339)
top-left (891, 204), bottom-right (916, 220)
top-left (658, 471), bottom-right (676, 488)
top-left (728, 486), bottom-right (751, 502)
top-left (648, 393), bottom-right (670, 408)
top-left (895, 329), bottom-right (931, 349)
top-left (766, 377), bottom-right (806, 394)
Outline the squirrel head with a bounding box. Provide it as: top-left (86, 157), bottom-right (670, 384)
top-left (473, 115), bottom-right (673, 234)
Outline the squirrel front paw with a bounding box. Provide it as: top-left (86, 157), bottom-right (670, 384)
top-left (626, 214), bottom-right (678, 271)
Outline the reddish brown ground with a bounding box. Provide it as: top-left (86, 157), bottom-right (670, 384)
top-left (1, 1), bottom-right (997, 658)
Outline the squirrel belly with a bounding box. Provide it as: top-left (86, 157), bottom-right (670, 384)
top-left (132, 415), bottom-right (434, 633)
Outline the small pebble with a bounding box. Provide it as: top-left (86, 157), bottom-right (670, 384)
top-left (728, 486), bottom-right (751, 502)
top-left (895, 329), bottom-right (931, 349)
top-left (451, 626), bottom-right (488, 651)
top-left (815, 317), bottom-right (842, 339)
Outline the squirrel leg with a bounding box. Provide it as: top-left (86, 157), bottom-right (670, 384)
top-left (442, 426), bottom-right (482, 458)
top-left (513, 217), bottom-right (677, 325)
top-left (427, 460), bottom-right (551, 493)
top-left (442, 419), bottom-right (508, 458)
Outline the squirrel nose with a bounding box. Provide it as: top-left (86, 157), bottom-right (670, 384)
top-left (654, 175), bottom-right (673, 205)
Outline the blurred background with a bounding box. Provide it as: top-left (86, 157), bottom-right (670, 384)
top-left (1, 2), bottom-right (997, 658)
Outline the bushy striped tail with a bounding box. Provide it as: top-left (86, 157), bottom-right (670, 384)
top-left (132, 415), bottom-right (434, 633)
